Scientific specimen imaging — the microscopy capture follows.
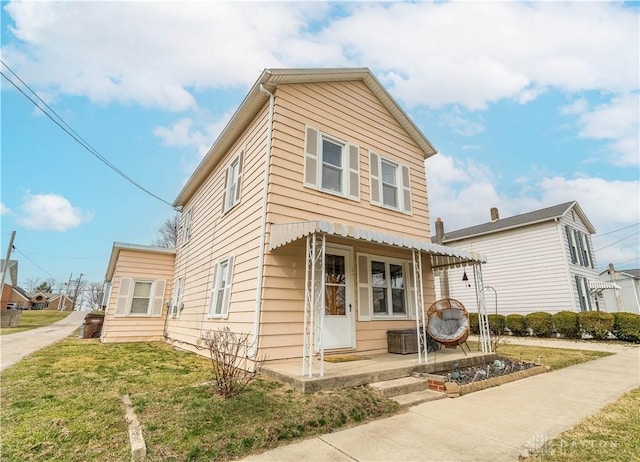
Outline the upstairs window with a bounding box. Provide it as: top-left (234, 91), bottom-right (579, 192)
top-left (303, 126), bottom-right (360, 201)
top-left (565, 226), bottom-right (594, 268)
top-left (370, 152), bottom-right (412, 214)
top-left (222, 150), bottom-right (244, 213)
top-left (182, 208), bottom-right (192, 245)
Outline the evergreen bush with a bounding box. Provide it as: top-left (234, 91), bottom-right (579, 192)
top-left (487, 314), bottom-right (506, 335)
top-left (525, 312), bottom-right (553, 336)
top-left (612, 312), bottom-right (640, 343)
top-left (469, 312), bottom-right (479, 335)
top-left (551, 311), bottom-right (580, 338)
top-left (505, 314), bottom-right (527, 336)
top-left (578, 311), bottom-right (615, 340)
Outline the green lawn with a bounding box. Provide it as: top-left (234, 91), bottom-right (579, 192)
top-left (0, 336), bottom-right (619, 461)
top-left (0, 310), bottom-right (72, 335)
top-left (531, 387), bottom-right (640, 461)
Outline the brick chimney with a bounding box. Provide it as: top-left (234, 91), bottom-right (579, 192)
top-left (490, 207), bottom-right (500, 222)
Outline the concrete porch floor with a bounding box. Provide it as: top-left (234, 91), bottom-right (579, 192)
top-left (262, 347), bottom-right (497, 393)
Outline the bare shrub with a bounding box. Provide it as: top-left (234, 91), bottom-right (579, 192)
top-left (201, 328), bottom-right (266, 399)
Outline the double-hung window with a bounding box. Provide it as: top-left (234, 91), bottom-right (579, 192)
top-left (114, 278), bottom-right (166, 317)
top-left (209, 256), bottom-right (234, 318)
top-left (369, 152), bottom-right (412, 214)
top-left (565, 226), bottom-right (594, 268)
top-left (303, 126), bottom-right (360, 201)
top-left (170, 277), bottom-right (183, 318)
top-left (182, 208), bottom-right (192, 245)
top-left (371, 259), bottom-right (406, 316)
top-left (222, 150), bottom-right (244, 213)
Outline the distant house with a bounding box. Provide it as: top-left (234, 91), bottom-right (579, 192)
top-left (101, 242), bottom-right (175, 343)
top-left (101, 68), bottom-right (485, 372)
top-left (433, 201), bottom-right (616, 314)
top-left (599, 265), bottom-right (640, 314)
top-left (47, 294), bottom-right (75, 311)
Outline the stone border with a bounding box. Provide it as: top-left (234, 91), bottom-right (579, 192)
top-left (444, 365), bottom-right (550, 397)
top-left (122, 394), bottom-right (147, 461)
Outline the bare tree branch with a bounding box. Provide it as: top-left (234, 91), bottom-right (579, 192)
top-left (154, 213), bottom-right (179, 248)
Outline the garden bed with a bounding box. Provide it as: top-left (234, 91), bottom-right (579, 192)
top-left (416, 357), bottom-right (550, 397)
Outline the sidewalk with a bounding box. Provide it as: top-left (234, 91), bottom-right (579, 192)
top-left (244, 343), bottom-right (640, 461)
top-left (0, 310), bottom-right (86, 371)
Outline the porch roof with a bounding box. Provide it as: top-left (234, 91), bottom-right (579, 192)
top-left (588, 280), bottom-right (620, 291)
top-left (269, 220), bottom-right (486, 269)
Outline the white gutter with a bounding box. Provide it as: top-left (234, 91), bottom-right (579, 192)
top-left (249, 82), bottom-right (274, 358)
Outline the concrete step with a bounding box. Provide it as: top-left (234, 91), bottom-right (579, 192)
top-left (391, 389), bottom-right (446, 407)
top-left (369, 376), bottom-right (429, 397)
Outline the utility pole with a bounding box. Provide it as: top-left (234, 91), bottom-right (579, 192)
top-left (71, 273), bottom-right (83, 311)
top-left (1, 230), bottom-right (16, 309)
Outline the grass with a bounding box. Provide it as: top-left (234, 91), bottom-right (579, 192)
top-left (468, 341), bottom-right (612, 370)
top-left (0, 310), bottom-right (72, 335)
top-left (0, 337), bottom-right (398, 462)
top-left (530, 387), bottom-right (640, 461)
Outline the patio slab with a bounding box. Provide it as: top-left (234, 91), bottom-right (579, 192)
top-left (262, 348), bottom-right (496, 392)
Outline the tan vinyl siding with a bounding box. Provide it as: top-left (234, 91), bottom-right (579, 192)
top-left (267, 81), bottom-right (429, 237)
top-left (259, 238), bottom-right (435, 360)
top-left (166, 105), bottom-right (269, 347)
top-left (102, 249), bottom-right (174, 343)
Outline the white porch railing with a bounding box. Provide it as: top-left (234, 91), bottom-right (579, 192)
top-left (302, 232), bottom-right (325, 377)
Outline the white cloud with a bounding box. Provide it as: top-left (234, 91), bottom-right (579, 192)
top-left (0, 203), bottom-right (10, 215)
top-left (427, 154), bottom-right (640, 269)
top-left (154, 112), bottom-right (232, 158)
top-left (569, 93), bottom-right (639, 166)
top-left (17, 193), bottom-right (92, 231)
top-left (3, 1), bottom-right (637, 111)
top-left (439, 109), bottom-right (485, 136)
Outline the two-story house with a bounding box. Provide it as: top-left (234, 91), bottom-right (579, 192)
top-left (102, 68), bottom-right (485, 374)
top-left (433, 201), bottom-right (614, 315)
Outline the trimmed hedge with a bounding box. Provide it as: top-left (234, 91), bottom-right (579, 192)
top-left (487, 314), bottom-right (506, 335)
top-left (505, 314), bottom-right (527, 336)
top-left (551, 311), bottom-right (580, 338)
top-left (579, 311), bottom-right (615, 340)
top-left (469, 313), bottom-right (479, 335)
top-left (612, 312), bottom-right (640, 343)
top-left (525, 312), bottom-right (553, 337)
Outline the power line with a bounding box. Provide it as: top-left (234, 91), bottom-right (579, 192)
top-left (592, 222), bottom-right (639, 239)
top-left (12, 247), bottom-right (61, 280)
top-left (0, 59), bottom-right (173, 208)
top-left (594, 231), bottom-right (640, 252)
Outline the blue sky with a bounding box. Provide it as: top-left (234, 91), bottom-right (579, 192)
top-left (1, 1), bottom-right (638, 290)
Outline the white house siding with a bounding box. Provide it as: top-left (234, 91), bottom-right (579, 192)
top-left (435, 221), bottom-right (573, 315)
top-left (559, 210), bottom-right (603, 311)
top-left (601, 272), bottom-right (640, 314)
top-left (165, 104), bottom-right (270, 348)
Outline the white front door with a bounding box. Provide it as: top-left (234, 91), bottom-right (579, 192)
top-left (322, 248), bottom-right (355, 349)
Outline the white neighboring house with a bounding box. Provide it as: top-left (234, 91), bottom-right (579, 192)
top-left (599, 266), bottom-right (640, 314)
top-left (433, 201), bottom-right (617, 315)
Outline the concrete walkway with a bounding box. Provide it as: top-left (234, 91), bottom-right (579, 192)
top-left (0, 310), bottom-right (86, 371)
top-left (244, 341), bottom-right (640, 461)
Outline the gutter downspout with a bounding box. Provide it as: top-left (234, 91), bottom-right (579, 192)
top-left (248, 82), bottom-right (274, 358)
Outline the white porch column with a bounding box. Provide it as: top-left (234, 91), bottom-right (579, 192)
top-left (302, 232), bottom-right (325, 377)
top-left (473, 263), bottom-right (492, 353)
top-left (412, 249), bottom-right (428, 364)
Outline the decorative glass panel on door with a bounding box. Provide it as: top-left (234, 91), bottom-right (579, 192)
top-left (325, 254), bottom-right (346, 316)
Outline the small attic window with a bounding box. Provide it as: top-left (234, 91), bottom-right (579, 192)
top-left (572, 211), bottom-right (576, 221)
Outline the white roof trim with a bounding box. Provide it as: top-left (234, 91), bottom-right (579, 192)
top-left (588, 281), bottom-right (620, 291)
top-left (105, 242), bottom-right (176, 282)
top-left (269, 221), bottom-right (485, 268)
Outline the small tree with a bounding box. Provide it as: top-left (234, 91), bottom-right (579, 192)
top-left (201, 328), bottom-right (266, 399)
top-left (35, 280), bottom-right (54, 293)
top-left (154, 213), bottom-right (180, 248)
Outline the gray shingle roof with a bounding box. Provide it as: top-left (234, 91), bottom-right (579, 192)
top-left (620, 269), bottom-right (640, 278)
top-left (438, 201), bottom-right (582, 243)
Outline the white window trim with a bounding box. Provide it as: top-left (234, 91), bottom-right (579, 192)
top-left (182, 208), bottom-right (192, 245)
top-left (170, 277), bottom-right (183, 318)
top-left (222, 149), bottom-right (244, 214)
top-left (369, 151), bottom-right (412, 215)
top-left (370, 255), bottom-right (410, 319)
top-left (303, 126), bottom-right (360, 202)
top-left (208, 256), bottom-right (235, 319)
top-left (128, 279), bottom-right (155, 317)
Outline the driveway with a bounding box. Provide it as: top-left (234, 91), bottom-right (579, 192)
top-left (0, 310), bottom-right (87, 371)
